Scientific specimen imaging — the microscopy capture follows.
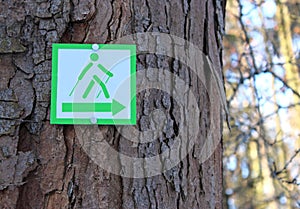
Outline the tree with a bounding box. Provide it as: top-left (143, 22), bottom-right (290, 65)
top-left (0, 0), bottom-right (226, 208)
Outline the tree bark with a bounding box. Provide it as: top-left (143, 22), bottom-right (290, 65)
top-left (0, 0), bottom-right (226, 208)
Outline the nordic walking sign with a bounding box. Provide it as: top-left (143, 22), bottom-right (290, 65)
top-left (50, 44), bottom-right (136, 125)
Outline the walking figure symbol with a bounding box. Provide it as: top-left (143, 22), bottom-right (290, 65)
top-left (69, 53), bottom-right (114, 99)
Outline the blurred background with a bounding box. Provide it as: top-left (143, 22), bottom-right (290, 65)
top-left (223, 0), bottom-right (300, 208)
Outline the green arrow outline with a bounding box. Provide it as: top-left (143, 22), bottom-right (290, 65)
top-left (62, 99), bottom-right (126, 116)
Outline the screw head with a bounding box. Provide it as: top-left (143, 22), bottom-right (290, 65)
top-left (90, 117), bottom-right (97, 124)
top-left (92, 44), bottom-right (99, 51)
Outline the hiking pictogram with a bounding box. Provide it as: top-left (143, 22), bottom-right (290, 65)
top-left (69, 53), bottom-right (114, 99)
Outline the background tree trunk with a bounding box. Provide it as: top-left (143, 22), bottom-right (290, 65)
top-left (0, 0), bottom-right (226, 208)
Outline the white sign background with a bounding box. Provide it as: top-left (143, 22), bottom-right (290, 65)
top-left (56, 49), bottom-right (131, 120)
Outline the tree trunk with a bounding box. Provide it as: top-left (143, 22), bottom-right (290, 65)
top-left (0, 0), bottom-right (226, 208)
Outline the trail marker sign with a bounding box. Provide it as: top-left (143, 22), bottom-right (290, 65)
top-left (51, 44), bottom-right (136, 125)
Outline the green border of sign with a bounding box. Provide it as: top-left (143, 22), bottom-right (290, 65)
top-left (50, 43), bottom-right (136, 125)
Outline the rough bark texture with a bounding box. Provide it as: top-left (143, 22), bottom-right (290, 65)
top-left (0, 0), bottom-right (225, 208)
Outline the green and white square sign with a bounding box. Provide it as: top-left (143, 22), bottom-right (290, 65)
top-left (51, 44), bottom-right (136, 125)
